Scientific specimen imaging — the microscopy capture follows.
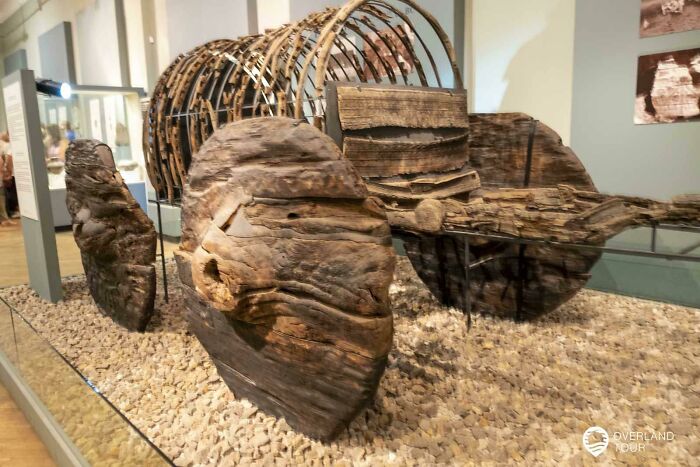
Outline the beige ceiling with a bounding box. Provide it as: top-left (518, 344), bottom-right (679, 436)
top-left (0, 0), bottom-right (28, 25)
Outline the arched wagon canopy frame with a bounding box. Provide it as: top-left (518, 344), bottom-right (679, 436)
top-left (144, 0), bottom-right (463, 201)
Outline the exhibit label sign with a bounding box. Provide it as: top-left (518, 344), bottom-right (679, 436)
top-left (3, 80), bottom-right (39, 220)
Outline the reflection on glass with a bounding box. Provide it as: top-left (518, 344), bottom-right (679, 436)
top-left (38, 89), bottom-right (143, 190)
top-left (0, 298), bottom-right (18, 366)
top-left (0, 297), bottom-right (169, 465)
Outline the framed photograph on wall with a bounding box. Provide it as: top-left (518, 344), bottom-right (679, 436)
top-left (635, 47), bottom-right (700, 124)
top-left (640, 0), bottom-right (700, 37)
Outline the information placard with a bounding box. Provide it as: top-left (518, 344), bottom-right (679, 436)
top-left (3, 80), bottom-right (39, 220)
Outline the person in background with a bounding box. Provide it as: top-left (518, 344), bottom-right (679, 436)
top-left (63, 121), bottom-right (76, 142)
top-left (46, 124), bottom-right (68, 161)
top-left (1, 133), bottom-right (18, 218)
top-left (0, 140), bottom-right (11, 226)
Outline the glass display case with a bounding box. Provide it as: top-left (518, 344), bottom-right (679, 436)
top-left (36, 85), bottom-right (148, 226)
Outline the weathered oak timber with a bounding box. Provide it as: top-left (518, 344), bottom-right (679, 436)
top-left (65, 140), bottom-right (157, 331)
top-left (336, 85), bottom-right (470, 130)
top-left (343, 132), bottom-right (469, 177)
top-left (468, 113), bottom-right (595, 190)
top-left (402, 114), bottom-right (602, 318)
top-left (400, 115), bottom-right (700, 318)
top-left (176, 118), bottom-right (396, 440)
top-left (366, 167), bottom-right (480, 201)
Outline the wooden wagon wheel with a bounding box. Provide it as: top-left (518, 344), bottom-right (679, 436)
top-left (176, 117), bottom-right (396, 440)
top-left (402, 114), bottom-right (602, 319)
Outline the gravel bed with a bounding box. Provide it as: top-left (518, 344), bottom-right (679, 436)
top-left (1, 258), bottom-right (698, 466)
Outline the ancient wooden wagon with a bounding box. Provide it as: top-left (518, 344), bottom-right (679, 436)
top-left (144, 0), bottom-right (699, 440)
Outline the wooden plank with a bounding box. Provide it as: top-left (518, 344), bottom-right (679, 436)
top-left (343, 132), bottom-right (469, 177)
top-left (336, 84), bottom-right (468, 130)
top-left (366, 168), bottom-right (480, 200)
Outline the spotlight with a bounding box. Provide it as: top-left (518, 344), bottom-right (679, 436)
top-left (35, 79), bottom-right (72, 99)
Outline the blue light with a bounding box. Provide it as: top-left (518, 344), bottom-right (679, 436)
top-left (60, 82), bottom-right (72, 99)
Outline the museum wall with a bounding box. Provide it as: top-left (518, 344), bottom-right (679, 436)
top-left (570, 0), bottom-right (700, 307)
top-left (287, 0), bottom-right (464, 88)
top-left (75, 0), bottom-right (127, 86)
top-left (0, 0), bottom-right (128, 85)
top-left (162, 0), bottom-right (251, 61)
top-left (468, 0), bottom-right (575, 144)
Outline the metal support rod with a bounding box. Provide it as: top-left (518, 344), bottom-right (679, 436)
top-left (444, 228), bottom-right (700, 263)
top-left (463, 238), bottom-right (472, 331)
top-left (155, 199), bottom-right (169, 303)
top-left (516, 245), bottom-right (527, 322)
top-left (514, 118), bottom-right (538, 321)
top-left (651, 224), bottom-right (658, 253)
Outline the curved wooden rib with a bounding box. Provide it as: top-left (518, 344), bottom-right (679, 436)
top-left (176, 117), bottom-right (396, 440)
top-left (144, 0), bottom-right (462, 201)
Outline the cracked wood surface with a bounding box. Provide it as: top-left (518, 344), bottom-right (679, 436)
top-left (398, 115), bottom-right (699, 318)
top-left (176, 117), bottom-right (396, 440)
top-left (65, 140), bottom-right (156, 331)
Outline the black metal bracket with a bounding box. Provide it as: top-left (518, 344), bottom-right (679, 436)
top-left (154, 198), bottom-right (176, 304)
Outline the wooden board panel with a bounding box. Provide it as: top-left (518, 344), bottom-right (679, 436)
top-left (336, 85), bottom-right (469, 130)
top-left (366, 168), bottom-right (480, 200)
top-left (343, 132), bottom-right (469, 177)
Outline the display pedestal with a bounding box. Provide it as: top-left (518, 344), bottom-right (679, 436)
top-left (50, 182), bottom-right (148, 228)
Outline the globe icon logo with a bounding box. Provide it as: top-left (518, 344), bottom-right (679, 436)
top-left (582, 426), bottom-right (609, 457)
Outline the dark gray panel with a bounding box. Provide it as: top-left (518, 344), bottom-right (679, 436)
top-left (3, 49), bottom-right (27, 76)
top-left (38, 22), bottom-right (76, 83)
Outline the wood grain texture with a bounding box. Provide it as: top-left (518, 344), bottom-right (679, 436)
top-left (402, 113), bottom-right (601, 318)
top-left (399, 114), bottom-right (700, 318)
top-left (336, 85), bottom-right (469, 130)
top-left (143, 1), bottom-right (463, 201)
top-left (468, 113), bottom-right (595, 190)
top-left (343, 132), bottom-right (469, 177)
top-left (176, 117), bottom-right (396, 440)
top-left (65, 140), bottom-right (157, 332)
top-left (366, 167), bottom-right (480, 201)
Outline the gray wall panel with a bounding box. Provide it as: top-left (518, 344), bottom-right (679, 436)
top-left (165, 0), bottom-right (250, 59)
top-left (38, 22), bottom-right (76, 82)
top-left (571, 0), bottom-right (700, 306)
top-left (3, 49), bottom-right (28, 77)
top-left (571, 0), bottom-right (700, 199)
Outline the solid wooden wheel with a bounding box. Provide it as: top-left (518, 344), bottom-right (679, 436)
top-left (403, 114), bottom-right (601, 319)
top-left (175, 117), bottom-right (396, 440)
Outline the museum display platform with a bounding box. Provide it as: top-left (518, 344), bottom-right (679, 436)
top-left (0, 258), bottom-right (697, 466)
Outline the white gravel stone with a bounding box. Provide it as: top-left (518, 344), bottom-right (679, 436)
top-left (1, 257), bottom-right (698, 466)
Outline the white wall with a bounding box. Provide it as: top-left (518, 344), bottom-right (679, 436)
top-left (123, 0), bottom-right (148, 90)
top-left (76, 0), bottom-right (124, 86)
top-left (257, 0), bottom-right (290, 32)
top-left (469, 0), bottom-right (575, 144)
top-left (1, 0), bottom-right (92, 83)
top-left (163, 0), bottom-right (250, 61)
